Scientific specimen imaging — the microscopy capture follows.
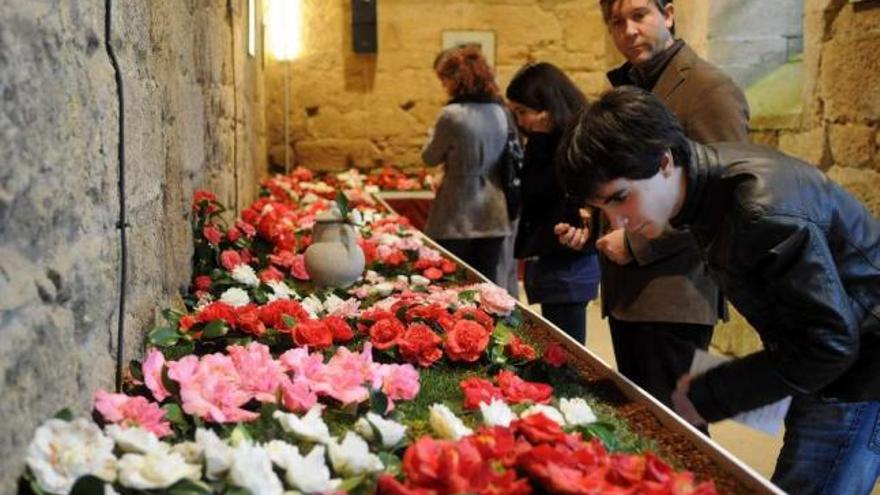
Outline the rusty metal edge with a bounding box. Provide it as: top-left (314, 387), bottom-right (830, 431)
top-left (373, 192), bottom-right (784, 495)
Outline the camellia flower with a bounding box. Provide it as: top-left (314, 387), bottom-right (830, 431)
top-left (444, 319), bottom-right (490, 363)
top-left (195, 427), bottom-right (233, 480)
top-left (375, 363), bottom-right (420, 411)
top-left (429, 403), bottom-right (473, 441)
top-left (220, 287), bottom-right (250, 308)
top-left (266, 441), bottom-right (341, 494)
top-left (227, 342), bottom-right (287, 403)
top-left (520, 404), bottom-right (566, 426)
top-left (93, 390), bottom-right (172, 438)
top-left (117, 449), bottom-right (201, 490)
top-left (273, 405), bottom-right (333, 444)
top-left (266, 280), bottom-right (294, 301)
top-left (227, 442), bottom-right (284, 495)
top-left (560, 397), bottom-right (598, 426)
top-left (231, 264), bottom-right (260, 287)
top-left (354, 412), bottom-right (408, 448)
top-left (475, 283), bottom-right (516, 316)
top-left (26, 418), bottom-right (117, 495)
top-left (104, 425), bottom-right (166, 454)
top-left (142, 348), bottom-right (170, 402)
top-left (166, 354), bottom-right (258, 424)
top-left (479, 399), bottom-right (516, 428)
top-left (327, 431), bottom-right (384, 476)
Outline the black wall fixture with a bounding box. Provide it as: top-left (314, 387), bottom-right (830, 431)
top-left (352, 0), bottom-right (377, 53)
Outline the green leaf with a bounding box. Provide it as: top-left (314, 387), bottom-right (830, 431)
top-left (69, 475), bottom-right (106, 495)
top-left (579, 422), bottom-right (619, 450)
top-left (26, 473), bottom-right (49, 495)
top-left (202, 320), bottom-right (229, 339)
top-left (53, 408), bottom-right (74, 421)
top-left (337, 474), bottom-right (366, 493)
top-left (167, 478), bottom-right (213, 495)
top-left (281, 314), bottom-right (297, 328)
top-left (336, 191), bottom-right (350, 219)
top-left (378, 451), bottom-right (402, 476)
top-left (149, 326), bottom-right (181, 347)
top-left (370, 389), bottom-right (389, 415)
top-left (162, 340), bottom-right (196, 361)
top-left (128, 359), bottom-right (144, 382)
top-left (457, 290), bottom-right (477, 303)
top-left (252, 287), bottom-right (268, 305)
top-left (163, 403), bottom-right (187, 427)
top-left (162, 308), bottom-right (183, 326)
top-left (492, 322), bottom-right (514, 346)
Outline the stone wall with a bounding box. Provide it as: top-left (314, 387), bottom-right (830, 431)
top-left (0, 0), bottom-right (266, 489)
top-left (266, 0), bottom-right (609, 170)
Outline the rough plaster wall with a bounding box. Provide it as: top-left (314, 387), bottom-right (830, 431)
top-left (266, 0), bottom-right (609, 170)
top-left (0, 0), bottom-right (266, 489)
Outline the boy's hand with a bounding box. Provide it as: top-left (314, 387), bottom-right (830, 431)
top-left (596, 229), bottom-right (633, 265)
top-left (554, 208), bottom-right (593, 250)
top-left (671, 374), bottom-right (708, 428)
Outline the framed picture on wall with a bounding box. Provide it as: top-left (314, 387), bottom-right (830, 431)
top-left (441, 30), bottom-right (496, 67)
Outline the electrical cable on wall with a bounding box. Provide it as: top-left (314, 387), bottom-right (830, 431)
top-left (105, 0), bottom-right (129, 392)
top-left (229, 0), bottom-right (240, 216)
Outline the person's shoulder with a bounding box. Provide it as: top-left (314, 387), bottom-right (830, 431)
top-left (675, 45), bottom-right (740, 90)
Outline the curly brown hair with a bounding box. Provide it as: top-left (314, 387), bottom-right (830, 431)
top-left (435, 45), bottom-right (499, 100)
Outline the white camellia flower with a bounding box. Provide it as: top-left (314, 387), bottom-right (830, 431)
top-left (520, 404), bottom-right (566, 426)
top-left (409, 274), bottom-right (431, 286)
top-left (170, 441), bottom-right (202, 464)
top-left (228, 442), bottom-right (284, 495)
top-left (231, 264), bottom-right (260, 287)
top-left (479, 399), bottom-right (516, 427)
top-left (220, 287), bottom-right (250, 307)
top-left (374, 282), bottom-right (395, 296)
top-left (266, 441), bottom-right (341, 494)
top-left (26, 418), bottom-right (117, 495)
top-left (354, 412), bottom-right (407, 448)
top-left (559, 398), bottom-right (598, 426)
top-left (429, 403), bottom-right (473, 441)
top-left (273, 405), bottom-right (333, 444)
top-left (195, 428), bottom-right (234, 480)
top-left (105, 425), bottom-right (166, 454)
top-left (327, 432), bottom-right (384, 476)
top-left (117, 450), bottom-right (200, 490)
top-left (301, 294), bottom-right (324, 318)
top-left (266, 280), bottom-right (295, 301)
top-left (301, 192), bottom-right (320, 205)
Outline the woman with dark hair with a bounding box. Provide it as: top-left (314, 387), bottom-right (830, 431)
top-left (421, 46), bottom-right (513, 284)
top-left (506, 62), bottom-right (600, 344)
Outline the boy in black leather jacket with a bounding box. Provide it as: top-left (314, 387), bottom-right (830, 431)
top-left (556, 86), bottom-right (880, 495)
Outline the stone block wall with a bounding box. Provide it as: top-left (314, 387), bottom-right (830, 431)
top-left (266, 0), bottom-right (610, 171)
top-left (0, 0), bottom-right (266, 489)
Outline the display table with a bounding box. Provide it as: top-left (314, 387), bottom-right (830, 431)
top-left (375, 190), bottom-right (434, 231)
top-left (375, 194), bottom-right (784, 495)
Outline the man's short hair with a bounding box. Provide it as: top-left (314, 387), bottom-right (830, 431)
top-left (557, 86), bottom-right (690, 203)
top-left (599, 0), bottom-right (670, 24)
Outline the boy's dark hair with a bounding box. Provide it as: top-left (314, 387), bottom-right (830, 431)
top-left (557, 86), bottom-right (690, 203)
top-left (599, 0), bottom-right (670, 24)
top-left (505, 62), bottom-right (588, 133)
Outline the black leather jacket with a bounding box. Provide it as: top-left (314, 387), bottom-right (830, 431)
top-left (674, 141), bottom-right (880, 422)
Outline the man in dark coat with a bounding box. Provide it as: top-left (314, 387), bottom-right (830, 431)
top-left (558, 85), bottom-right (880, 495)
top-left (558, 0), bottom-right (750, 412)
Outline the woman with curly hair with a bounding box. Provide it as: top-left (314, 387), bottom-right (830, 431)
top-left (422, 46), bottom-right (514, 285)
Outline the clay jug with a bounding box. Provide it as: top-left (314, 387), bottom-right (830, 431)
top-left (304, 207), bottom-right (365, 288)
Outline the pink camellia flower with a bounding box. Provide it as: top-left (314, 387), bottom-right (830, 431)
top-left (278, 347), bottom-right (324, 380)
top-left (291, 254), bottom-right (310, 280)
top-left (476, 283), bottom-right (516, 316)
top-left (143, 348), bottom-right (170, 402)
top-left (93, 390), bottom-right (172, 438)
top-left (280, 377), bottom-right (318, 413)
top-left (227, 342), bottom-right (287, 403)
top-left (375, 363), bottom-right (420, 412)
top-left (310, 344), bottom-right (377, 405)
top-left (202, 224), bottom-right (222, 246)
top-left (259, 266), bottom-right (285, 283)
top-left (220, 250), bottom-right (243, 270)
top-left (166, 353), bottom-right (258, 424)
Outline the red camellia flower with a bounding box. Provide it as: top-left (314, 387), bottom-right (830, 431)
top-left (382, 249), bottom-right (408, 266)
top-left (290, 254), bottom-right (310, 280)
top-left (495, 371), bottom-right (553, 405)
top-left (192, 190), bottom-right (218, 212)
top-left (193, 275), bottom-right (212, 291)
top-left (220, 249), bottom-right (242, 270)
top-left (196, 301), bottom-right (237, 327)
top-left (202, 224), bottom-right (222, 246)
top-left (542, 343), bottom-right (568, 368)
top-left (293, 319), bottom-right (333, 350)
top-left (398, 323), bottom-right (443, 367)
top-left (376, 475), bottom-right (434, 495)
top-left (513, 413), bottom-right (567, 444)
top-left (460, 377), bottom-right (503, 410)
top-left (235, 304), bottom-right (266, 336)
top-left (259, 299), bottom-right (310, 332)
top-left (323, 316), bottom-right (354, 343)
top-left (226, 226), bottom-right (241, 243)
top-left (440, 259), bottom-right (457, 274)
top-left (506, 336), bottom-right (536, 362)
top-left (466, 425), bottom-right (525, 470)
top-left (369, 317), bottom-right (405, 350)
top-left (179, 314), bottom-right (197, 332)
top-left (422, 267), bottom-right (443, 280)
top-left (444, 320), bottom-right (490, 363)
top-left (453, 307), bottom-right (494, 333)
top-left (258, 266), bottom-right (285, 283)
